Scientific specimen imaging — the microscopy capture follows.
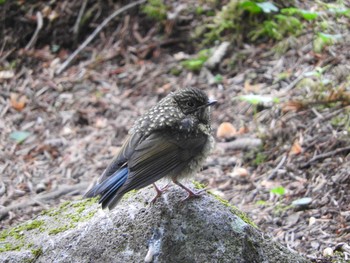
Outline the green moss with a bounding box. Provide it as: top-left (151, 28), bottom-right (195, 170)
top-left (0, 198), bottom-right (99, 254)
top-left (81, 210), bottom-right (97, 221)
top-left (0, 242), bottom-right (22, 252)
top-left (17, 220), bottom-right (45, 231)
top-left (142, 0), bottom-right (167, 21)
top-left (209, 191), bottom-right (258, 228)
top-left (169, 67), bottom-right (182, 76)
top-left (253, 152), bottom-right (267, 166)
top-left (48, 223), bottom-right (74, 235)
top-left (42, 197), bottom-right (98, 218)
top-left (0, 220), bottom-right (45, 252)
top-left (123, 189), bottom-right (138, 200)
top-left (0, 220), bottom-right (45, 243)
top-left (192, 180), bottom-right (207, 190)
top-left (31, 247), bottom-right (43, 258)
top-left (45, 198), bottom-right (99, 233)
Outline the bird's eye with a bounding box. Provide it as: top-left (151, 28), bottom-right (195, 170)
top-left (186, 101), bottom-right (195, 107)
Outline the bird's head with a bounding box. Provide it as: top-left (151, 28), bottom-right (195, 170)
top-left (173, 87), bottom-right (216, 124)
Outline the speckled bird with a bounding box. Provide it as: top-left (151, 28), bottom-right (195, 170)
top-left (84, 87), bottom-right (216, 209)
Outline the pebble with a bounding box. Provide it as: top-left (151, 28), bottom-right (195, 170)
top-left (323, 247), bottom-right (333, 257)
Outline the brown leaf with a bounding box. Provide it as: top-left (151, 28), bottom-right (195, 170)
top-left (290, 140), bottom-right (302, 155)
top-left (216, 122), bottom-right (237, 139)
top-left (237, 126), bottom-right (249, 134)
top-left (230, 167), bottom-right (249, 177)
top-left (244, 80), bottom-right (264, 92)
top-left (281, 101), bottom-right (305, 113)
top-left (10, 93), bottom-right (27, 111)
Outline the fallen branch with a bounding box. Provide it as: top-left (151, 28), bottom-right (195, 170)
top-left (216, 137), bottom-right (262, 151)
top-left (301, 145), bottom-right (350, 168)
top-left (55, 0), bottom-right (147, 75)
top-left (25, 11), bottom-right (43, 50)
top-left (73, 0), bottom-right (89, 36)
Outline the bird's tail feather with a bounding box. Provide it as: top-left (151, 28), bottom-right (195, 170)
top-left (84, 168), bottom-right (128, 209)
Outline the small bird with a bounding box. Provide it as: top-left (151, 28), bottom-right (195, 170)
top-left (84, 87), bottom-right (216, 209)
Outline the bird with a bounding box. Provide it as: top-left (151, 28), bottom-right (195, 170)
top-left (84, 87), bottom-right (216, 209)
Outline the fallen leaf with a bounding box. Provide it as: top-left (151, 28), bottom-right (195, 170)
top-left (0, 70), bottom-right (15, 80)
top-left (309, 216), bottom-right (316, 226)
top-left (292, 197), bottom-right (312, 207)
top-left (157, 83), bottom-right (172, 94)
top-left (216, 122), bottom-right (237, 139)
top-left (290, 140), bottom-right (302, 155)
top-left (237, 126), bottom-right (249, 134)
top-left (281, 101), bottom-right (304, 113)
top-left (10, 93), bottom-right (27, 111)
top-left (10, 131), bottom-right (31, 143)
top-left (230, 167), bottom-right (249, 177)
top-left (95, 117), bottom-right (108, 128)
top-left (244, 80), bottom-right (264, 92)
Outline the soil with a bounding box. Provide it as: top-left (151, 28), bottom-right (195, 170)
top-left (0, 1), bottom-right (349, 262)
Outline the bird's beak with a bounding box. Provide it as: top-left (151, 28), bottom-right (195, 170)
top-left (206, 99), bottom-right (217, 107)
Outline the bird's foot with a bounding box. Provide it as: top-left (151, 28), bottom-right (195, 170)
top-left (172, 180), bottom-right (206, 201)
top-left (150, 183), bottom-right (170, 204)
top-left (181, 188), bottom-right (206, 201)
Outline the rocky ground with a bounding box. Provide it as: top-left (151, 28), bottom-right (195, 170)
top-left (1, 1), bottom-right (349, 262)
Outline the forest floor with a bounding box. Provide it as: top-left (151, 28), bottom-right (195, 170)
top-left (1, 1), bottom-right (349, 262)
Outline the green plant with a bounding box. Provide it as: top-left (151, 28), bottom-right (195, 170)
top-left (197, 0), bottom-right (350, 46)
top-left (313, 32), bottom-right (342, 53)
top-left (253, 152), bottom-right (267, 166)
top-left (181, 49), bottom-right (212, 71)
top-left (142, 0), bottom-right (167, 21)
top-left (270, 186), bottom-right (286, 196)
top-left (249, 14), bottom-right (303, 40)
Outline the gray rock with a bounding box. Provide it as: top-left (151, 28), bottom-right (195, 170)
top-left (0, 185), bottom-right (309, 263)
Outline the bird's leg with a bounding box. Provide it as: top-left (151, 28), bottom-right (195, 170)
top-left (150, 183), bottom-right (170, 204)
top-left (172, 179), bottom-right (205, 201)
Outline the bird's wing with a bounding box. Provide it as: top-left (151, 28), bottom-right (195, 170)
top-left (118, 131), bottom-right (207, 193)
top-left (98, 132), bottom-right (143, 182)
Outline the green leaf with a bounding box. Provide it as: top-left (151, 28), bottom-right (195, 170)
top-left (256, 200), bottom-right (268, 206)
top-left (10, 131), bottom-right (31, 143)
top-left (239, 1), bottom-right (262, 14)
top-left (182, 59), bottom-right (205, 71)
top-left (237, 94), bottom-right (280, 105)
top-left (318, 33), bottom-right (342, 42)
top-left (328, 8), bottom-right (350, 15)
top-left (270, 186), bottom-right (286, 196)
top-left (300, 10), bottom-right (318, 20)
top-left (214, 74), bottom-right (223, 84)
top-left (181, 49), bottom-right (211, 71)
top-left (256, 2), bottom-right (278, 13)
top-left (281, 7), bottom-right (299, 16)
top-left (281, 8), bottom-right (318, 20)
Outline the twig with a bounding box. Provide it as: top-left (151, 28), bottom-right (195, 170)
top-left (25, 11), bottom-right (43, 50)
top-left (55, 0), bottom-right (146, 75)
top-left (267, 154), bottom-right (287, 180)
top-left (0, 183), bottom-right (89, 220)
top-left (73, 0), bottom-right (88, 36)
top-left (301, 145), bottom-right (350, 168)
top-left (216, 137), bottom-right (262, 151)
top-left (277, 68), bottom-right (310, 95)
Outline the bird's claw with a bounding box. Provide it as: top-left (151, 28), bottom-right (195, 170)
top-left (150, 183), bottom-right (170, 204)
top-left (181, 188), bottom-right (206, 202)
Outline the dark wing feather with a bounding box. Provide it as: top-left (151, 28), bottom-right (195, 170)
top-left (118, 131), bottom-right (207, 193)
top-left (98, 132), bottom-right (143, 182)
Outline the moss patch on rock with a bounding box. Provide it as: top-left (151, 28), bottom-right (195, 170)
top-left (0, 198), bottom-right (99, 253)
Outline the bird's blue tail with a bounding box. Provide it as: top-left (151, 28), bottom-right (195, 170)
top-left (85, 168), bottom-right (128, 209)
